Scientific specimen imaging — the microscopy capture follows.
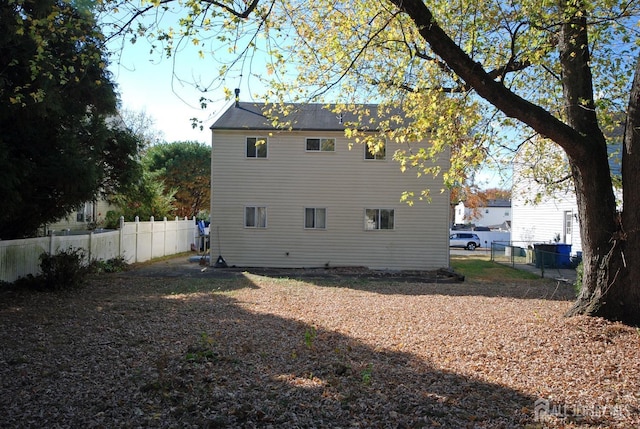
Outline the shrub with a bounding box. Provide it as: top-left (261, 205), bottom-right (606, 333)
top-left (39, 248), bottom-right (89, 290)
top-left (104, 210), bottom-right (123, 229)
top-left (89, 256), bottom-right (129, 273)
top-left (574, 261), bottom-right (584, 296)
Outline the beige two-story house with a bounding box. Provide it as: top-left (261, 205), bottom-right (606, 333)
top-left (209, 102), bottom-right (450, 270)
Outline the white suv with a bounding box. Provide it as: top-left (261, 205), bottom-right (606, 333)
top-left (449, 233), bottom-right (482, 250)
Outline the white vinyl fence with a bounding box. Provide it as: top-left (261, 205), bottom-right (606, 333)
top-left (0, 217), bottom-right (197, 283)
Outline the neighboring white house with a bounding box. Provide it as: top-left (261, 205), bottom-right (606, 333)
top-left (454, 199), bottom-right (511, 229)
top-left (209, 102), bottom-right (451, 270)
top-left (511, 141), bottom-right (582, 254)
top-left (511, 140), bottom-right (621, 257)
top-left (511, 185), bottom-right (582, 254)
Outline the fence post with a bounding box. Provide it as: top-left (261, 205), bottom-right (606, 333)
top-left (119, 216), bottom-right (124, 260)
top-left (175, 216), bottom-right (179, 254)
top-left (49, 231), bottom-right (55, 255)
top-left (135, 216), bottom-right (140, 263)
top-left (88, 231), bottom-right (93, 262)
top-left (150, 216), bottom-right (155, 259)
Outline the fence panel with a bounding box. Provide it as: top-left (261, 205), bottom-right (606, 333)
top-left (0, 237), bottom-right (49, 282)
top-left (491, 241), bottom-right (579, 281)
top-left (90, 231), bottom-right (121, 261)
top-left (120, 222), bottom-right (138, 263)
top-left (1, 217), bottom-right (197, 282)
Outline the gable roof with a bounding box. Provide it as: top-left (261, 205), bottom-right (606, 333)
top-left (486, 199), bottom-right (511, 208)
top-left (210, 102), bottom-right (396, 132)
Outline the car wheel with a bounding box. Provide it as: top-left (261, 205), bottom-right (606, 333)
top-left (467, 242), bottom-right (477, 250)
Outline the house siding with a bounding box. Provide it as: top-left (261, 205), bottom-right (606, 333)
top-left (454, 201), bottom-right (511, 227)
top-left (211, 130), bottom-right (450, 270)
top-left (511, 180), bottom-right (582, 254)
top-left (47, 199), bottom-right (116, 233)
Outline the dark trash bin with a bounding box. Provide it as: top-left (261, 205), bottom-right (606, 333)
top-left (534, 244), bottom-right (558, 268)
top-left (570, 251), bottom-right (583, 268)
top-left (534, 243), bottom-right (573, 268)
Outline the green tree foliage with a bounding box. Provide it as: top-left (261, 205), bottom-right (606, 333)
top-left (104, 0), bottom-right (640, 324)
top-left (0, 0), bottom-right (141, 239)
top-left (105, 170), bottom-right (176, 228)
top-left (143, 141), bottom-right (211, 219)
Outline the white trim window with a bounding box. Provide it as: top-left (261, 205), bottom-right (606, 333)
top-left (246, 136), bottom-right (268, 158)
top-left (304, 208), bottom-right (327, 229)
top-left (365, 208), bottom-right (394, 230)
top-left (76, 201), bottom-right (94, 222)
top-left (245, 206), bottom-right (267, 228)
top-left (365, 138), bottom-right (386, 160)
top-left (306, 138), bottom-right (335, 152)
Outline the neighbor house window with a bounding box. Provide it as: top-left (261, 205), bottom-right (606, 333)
top-left (246, 137), bottom-right (268, 158)
top-left (365, 209), bottom-right (394, 230)
top-left (245, 206), bottom-right (267, 228)
top-left (76, 202), bottom-right (94, 222)
top-left (365, 139), bottom-right (386, 160)
top-left (306, 138), bottom-right (335, 152)
top-left (304, 208), bottom-right (326, 229)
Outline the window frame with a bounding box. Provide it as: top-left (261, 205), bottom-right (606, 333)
top-left (364, 138), bottom-right (386, 160)
top-left (305, 137), bottom-right (336, 152)
top-left (364, 208), bottom-right (395, 230)
top-left (244, 206), bottom-right (267, 228)
top-left (304, 207), bottom-right (327, 229)
top-left (246, 136), bottom-right (268, 159)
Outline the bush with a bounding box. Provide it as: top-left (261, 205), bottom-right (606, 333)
top-left (39, 248), bottom-right (89, 290)
top-left (104, 210), bottom-right (123, 229)
top-left (89, 256), bottom-right (129, 273)
top-left (574, 261), bottom-right (584, 296)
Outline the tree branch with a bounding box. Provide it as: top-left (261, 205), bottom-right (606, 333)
top-left (201, 0), bottom-right (261, 19)
top-left (387, 0), bottom-right (590, 161)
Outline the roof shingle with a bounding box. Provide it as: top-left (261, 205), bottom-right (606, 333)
top-left (210, 102), bottom-right (391, 131)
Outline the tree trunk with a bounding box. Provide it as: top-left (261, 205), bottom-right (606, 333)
top-left (390, 0), bottom-right (640, 324)
top-left (566, 55), bottom-right (640, 325)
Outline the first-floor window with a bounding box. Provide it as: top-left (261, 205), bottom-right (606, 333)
top-left (245, 206), bottom-right (267, 228)
top-left (76, 202), bottom-right (94, 222)
top-left (365, 208), bottom-right (394, 230)
top-left (305, 208), bottom-right (326, 229)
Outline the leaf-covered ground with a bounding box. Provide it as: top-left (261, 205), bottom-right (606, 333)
top-left (1, 261), bottom-right (639, 428)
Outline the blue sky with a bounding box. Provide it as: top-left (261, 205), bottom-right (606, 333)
top-left (106, 14), bottom-right (507, 189)
top-left (110, 44), bottom-right (224, 144)
top-left (106, 6), bottom-right (256, 145)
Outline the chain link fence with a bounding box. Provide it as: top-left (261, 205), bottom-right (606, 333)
top-left (490, 241), bottom-right (580, 282)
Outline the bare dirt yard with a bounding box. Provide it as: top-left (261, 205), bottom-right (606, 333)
top-left (1, 256), bottom-right (639, 428)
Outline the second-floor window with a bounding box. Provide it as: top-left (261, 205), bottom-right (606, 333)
top-left (306, 138), bottom-right (335, 152)
top-left (365, 139), bottom-right (386, 160)
top-left (365, 208), bottom-right (394, 230)
top-left (246, 137), bottom-right (268, 158)
top-left (245, 206), bottom-right (267, 228)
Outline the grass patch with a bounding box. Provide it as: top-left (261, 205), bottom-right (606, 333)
top-left (451, 255), bottom-right (539, 281)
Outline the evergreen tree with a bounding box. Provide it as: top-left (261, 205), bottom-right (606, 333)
top-left (0, 0), bottom-right (141, 238)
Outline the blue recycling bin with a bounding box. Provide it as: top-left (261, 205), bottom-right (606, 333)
top-left (555, 244), bottom-right (572, 268)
